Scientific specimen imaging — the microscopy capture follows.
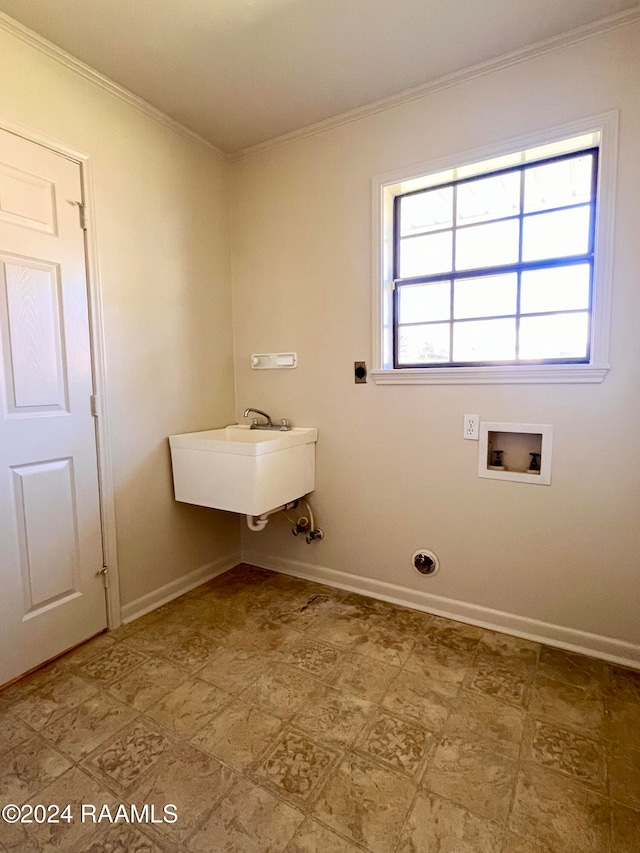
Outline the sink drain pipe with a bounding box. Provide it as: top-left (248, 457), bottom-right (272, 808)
top-left (245, 500), bottom-right (300, 532)
top-left (246, 497), bottom-right (324, 542)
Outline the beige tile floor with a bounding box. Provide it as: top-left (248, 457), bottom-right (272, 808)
top-left (1, 563), bottom-right (639, 852)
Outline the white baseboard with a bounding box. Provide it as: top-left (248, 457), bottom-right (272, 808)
top-left (120, 549), bottom-right (241, 624)
top-left (243, 550), bottom-right (640, 670)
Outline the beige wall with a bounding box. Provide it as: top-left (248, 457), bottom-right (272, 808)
top-left (0, 28), bottom-right (239, 608)
top-left (231, 21), bottom-right (640, 648)
top-left (2, 16), bottom-right (638, 650)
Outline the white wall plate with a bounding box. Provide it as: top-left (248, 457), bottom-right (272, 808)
top-left (251, 352), bottom-right (297, 369)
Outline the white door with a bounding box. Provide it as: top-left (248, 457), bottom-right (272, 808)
top-left (0, 128), bottom-right (106, 686)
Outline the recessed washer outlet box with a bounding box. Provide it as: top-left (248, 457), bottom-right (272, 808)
top-left (478, 422), bottom-right (553, 485)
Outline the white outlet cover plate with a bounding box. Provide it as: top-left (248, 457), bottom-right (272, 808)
top-left (463, 413), bottom-right (479, 440)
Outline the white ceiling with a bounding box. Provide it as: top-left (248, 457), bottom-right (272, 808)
top-left (0, 0), bottom-right (638, 154)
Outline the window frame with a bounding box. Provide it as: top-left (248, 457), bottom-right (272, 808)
top-left (371, 112), bottom-right (618, 385)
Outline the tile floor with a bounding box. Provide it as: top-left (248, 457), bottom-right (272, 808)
top-left (1, 563), bottom-right (639, 852)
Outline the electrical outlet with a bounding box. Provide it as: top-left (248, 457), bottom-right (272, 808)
top-left (463, 414), bottom-right (479, 440)
top-left (354, 361), bottom-right (367, 383)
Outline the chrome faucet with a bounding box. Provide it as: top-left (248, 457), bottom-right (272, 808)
top-left (244, 407), bottom-right (272, 427)
top-left (243, 408), bottom-right (291, 431)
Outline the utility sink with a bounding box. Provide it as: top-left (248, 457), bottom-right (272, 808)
top-left (169, 425), bottom-right (317, 516)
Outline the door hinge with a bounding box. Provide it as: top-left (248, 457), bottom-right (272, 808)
top-left (70, 200), bottom-right (88, 230)
top-left (96, 566), bottom-right (109, 588)
top-left (90, 395), bottom-right (99, 417)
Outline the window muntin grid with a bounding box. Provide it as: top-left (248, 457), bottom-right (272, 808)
top-left (393, 148), bottom-right (598, 368)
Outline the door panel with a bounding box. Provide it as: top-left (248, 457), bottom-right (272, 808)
top-left (12, 458), bottom-right (80, 612)
top-left (0, 129), bottom-right (106, 685)
top-left (0, 160), bottom-right (57, 234)
top-left (1, 255), bottom-right (68, 412)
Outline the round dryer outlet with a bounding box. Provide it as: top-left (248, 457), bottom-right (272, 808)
top-left (412, 549), bottom-right (440, 576)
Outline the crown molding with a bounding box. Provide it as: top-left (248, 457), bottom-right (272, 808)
top-left (230, 6), bottom-right (640, 163)
top-left (0, 10), bottom-right (228, 162)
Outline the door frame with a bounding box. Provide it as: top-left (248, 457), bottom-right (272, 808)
top-left (0, 115), bottom-right (122, 628)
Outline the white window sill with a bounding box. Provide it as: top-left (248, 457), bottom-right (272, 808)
top-left (371, 364), bottom-right (610, 385)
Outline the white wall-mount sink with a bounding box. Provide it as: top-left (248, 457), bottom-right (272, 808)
top-left (169, 425), bottom-right (317, 517)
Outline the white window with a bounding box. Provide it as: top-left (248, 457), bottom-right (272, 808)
top-left (371, 113), bottom-right (618, 384)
